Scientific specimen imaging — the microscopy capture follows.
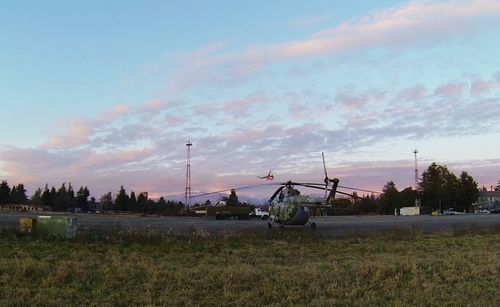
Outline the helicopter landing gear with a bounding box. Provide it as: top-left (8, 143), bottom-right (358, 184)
top-left (310, 222), bottom-right (316, 231)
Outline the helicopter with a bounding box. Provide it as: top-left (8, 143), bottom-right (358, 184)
top-left (264, 152), bottom-right (370, 230)
top-left (191, 153), bottom-right (380, 230)
top-left (258, 170), bottom-right (274, 181)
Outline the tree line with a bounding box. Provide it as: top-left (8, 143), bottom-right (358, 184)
top-left (328, 162), bottom-right (479, 214)
top-left (99, 186), bottom-right (183, 215)
top-left (0, 162), bottom-right (481, 214)
top-left (0, 181), bottom-right (29, 204)
top-left (0, 181), bottom-right (184, 215)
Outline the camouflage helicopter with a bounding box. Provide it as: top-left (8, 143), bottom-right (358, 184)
top-left (264, 152), bottom-right (378, 230)
top-left (191, 153), bottom-right (379, 230)
top-left (266, 180), bottom-right (337, 230)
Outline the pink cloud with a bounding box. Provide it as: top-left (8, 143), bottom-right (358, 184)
top-left (40, 99), bottom-right (175, 150)
top-left (223, 96), bottom-right (267, 116)
top-left (195, 101), bottom-right (222, 117)
top-left (470, 79), bottom-right (500, 95)
top-left (336, 92), bottom-right (368, 112)
top-left (165, 115), bottom-right (184, 126)
top-left (269, 0), bottom-right (500, 60)
top-left (166, 1), bottom-right (500, 93)
top-left (140, 100), bottom-right (169, 113)
top-left (43, 118), bottom-right (91, 149)
top-left (434, 82), bottom-right (465, 98)
top-left (397, 85), bottom-right (428, 101)
top-left (224, 128), bottom-right (269, 144)
top-left (87, 149), bottom-right (152, 168)
top-left (95, 104), bottom-right (130, 126)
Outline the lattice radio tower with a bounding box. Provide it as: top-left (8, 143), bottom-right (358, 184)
top-left (413, 149), bottom-right (418, 189)
top-left (185, 140), bottom-right (192, 210)
top-left (413, 149), bottom-right (419, 207)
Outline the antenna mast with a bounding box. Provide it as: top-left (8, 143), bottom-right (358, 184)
top-left (185, 140), bottom-right (192, 210)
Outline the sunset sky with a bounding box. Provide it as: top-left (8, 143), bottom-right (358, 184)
top-left (1, 0), bottom-right (500, 201)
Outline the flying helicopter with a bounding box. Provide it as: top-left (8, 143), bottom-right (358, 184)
top-left (191, 153), bottom-right (380, 230)
top-left (258, 171), bottom-right (274, 181)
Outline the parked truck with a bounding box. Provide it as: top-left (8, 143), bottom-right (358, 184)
top-left (249, 207), bottom-right (270, 220)
top-left (206, 205), bottom-right (252, 220)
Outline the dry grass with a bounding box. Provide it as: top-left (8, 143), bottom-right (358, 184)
top-left (0, 230), bottom-right (499, 306)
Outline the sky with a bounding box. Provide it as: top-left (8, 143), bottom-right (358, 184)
top-left (1, 0), bottom-right (500, 202)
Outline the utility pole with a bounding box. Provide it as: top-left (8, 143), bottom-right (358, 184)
top-left (413, 149), bottom-right (419, 207)
top-left (185, 140), bottom-right (192, 210)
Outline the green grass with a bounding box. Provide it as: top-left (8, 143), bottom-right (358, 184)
top-left (0, 231), bottom-right (499, 306)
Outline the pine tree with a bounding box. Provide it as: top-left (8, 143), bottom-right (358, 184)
top-left (0, 181), bottom-right (11, 204)
top-left (10, 184), bottom-right (28, 204)
top-left (54, 183), bottom-right (72, 211)
top-left (457, 171), bottom-right (479, 212)
top-left (129, 191), bottom-right (137, 212)
top-left (137, 192), bottom-right (148, 214)
top-left (115, 186), bottom-right (129, 211)
top-left (41, 184), bottom-right (51, 208)
top-left (157, 197), bottom-right (167, 211)
top-left (378, 181), bottom-right (399, 214)
top-left (100, 192), bottom-right (112, 212)
top-left (50, 187), bottom-right (57, 207)
top-left (67, 183), bottom-right (75, 209)
top-left (419, 163), bottom-right (478, 212)
top-left (31, 187), bottom-right (43, 206)
top-left (76, 186), bottom-right (90, 211)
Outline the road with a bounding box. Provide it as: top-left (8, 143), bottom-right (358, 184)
top-left (2, 212), bottom-right (499, 238)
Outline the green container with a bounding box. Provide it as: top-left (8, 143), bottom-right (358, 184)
top-left (36, 216), bottom-right (77, 238)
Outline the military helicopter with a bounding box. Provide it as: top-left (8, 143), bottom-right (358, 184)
top-left (264, 152), bottom-right (376, 230)
top-left (191, 153), bottom-right (379, 230)
top-left (257, 170), bottom-right (274, 181)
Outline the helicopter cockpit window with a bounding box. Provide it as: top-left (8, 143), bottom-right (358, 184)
top-left (278, 192), bottom-right (284, 202)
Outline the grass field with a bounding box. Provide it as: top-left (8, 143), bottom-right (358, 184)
top-left (0, 230), bottom-right (499, 306)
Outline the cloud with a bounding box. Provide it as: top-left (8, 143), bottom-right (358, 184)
top-left (43, 118), bottom-right (91, 149)
top-left (166, 0), bottom-right (500, 92)
top-left (223, 96), bottom-right (268, 117)
top-left (40, 100), bottom-right (176, 150)
top-left (2, 1), bottom-right (500, 200)
top-left (470, 78), bottom-right (500, 95)
top-left (4, 74), bottom-right (500, 198)
top-left (396, 85), bottom-right (428, 101)
top-left (138, 100), bottom-right (170, 114)
top-left (434, 82), bottom-right (465, 98)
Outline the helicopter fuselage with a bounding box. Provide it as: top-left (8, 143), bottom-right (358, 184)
top-left (269, 187), bottom-right (313, 225)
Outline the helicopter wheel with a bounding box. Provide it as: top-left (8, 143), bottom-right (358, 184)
top-left (267, 222), bottom-right (272, 229)
top-left (310, 222), bottom-right (316, 231)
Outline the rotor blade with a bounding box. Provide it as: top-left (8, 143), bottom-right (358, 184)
top-left (298, 203), bottom-right (332, 208)
top-left (293, 183), bottom-right (361, 199)
top-left (190, 183), bottom-right (273, 199)
top-left (337, 185), bottom-right (382, 194)
top-left (268, 186), bottom-right (285, 203)
top-left (295, 183), bottom-right (328, 191)
top-left (336, 190), bottom-right (364, 199)
top-left (322, 152), bottom-right (328, 179)
top-left (291, 182), bottom-right (377, 196)
top-left (296, 182), bottom-right (327, 186)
